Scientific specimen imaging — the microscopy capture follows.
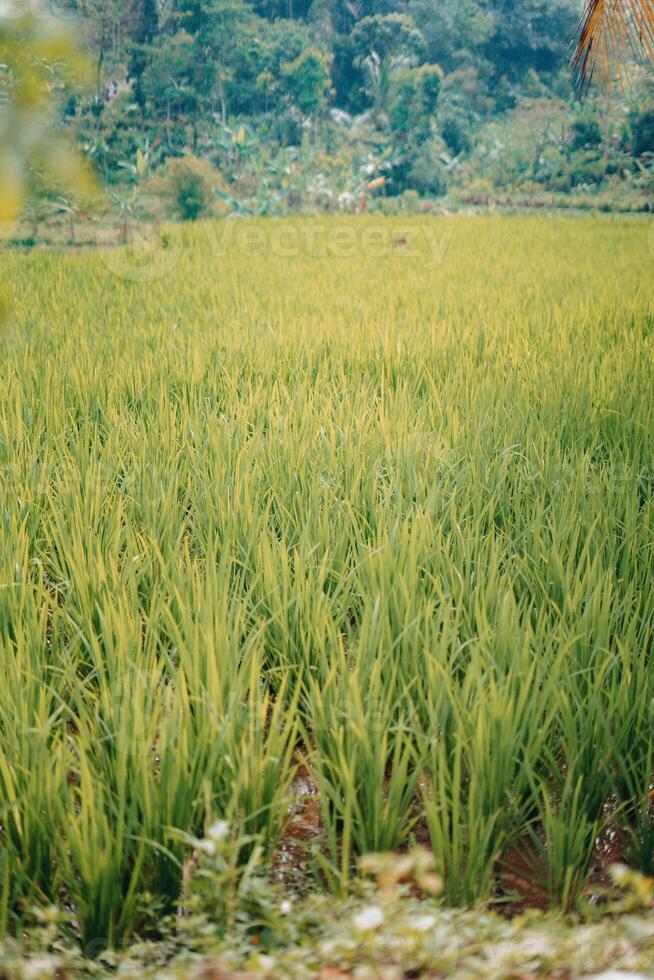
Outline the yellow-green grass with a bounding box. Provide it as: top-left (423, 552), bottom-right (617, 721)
top-left (0, 215), bottom-right (653, 945)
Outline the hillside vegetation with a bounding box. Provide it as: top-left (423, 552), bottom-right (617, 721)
top-left (9, 0), bottom-right (654, 229)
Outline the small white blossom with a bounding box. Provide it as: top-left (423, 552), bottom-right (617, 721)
top-left (353, 905), bottom-right (385, 932)
top-left (253, 954), bottom-right (275, 971)
top-left (589, 975), bottom-right (652, 980)
top-left (21, 957), bottom-right (59, 980)
top-left (412, 914), bottom-right (437, 932)
top-left (280, 899), bottom-right (292, 915)
top-left (207, 819), bottom-right (230, 841)
top-left (196, 839), bottom-right (216, 856)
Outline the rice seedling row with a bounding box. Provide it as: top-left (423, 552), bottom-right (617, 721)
top-left (0, 214), bottom-right (653, 945)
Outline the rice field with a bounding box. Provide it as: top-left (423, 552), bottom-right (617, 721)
top-left (1, 214), bottom-right (653, 952)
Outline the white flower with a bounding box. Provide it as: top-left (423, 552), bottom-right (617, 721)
top-left (196, 839), bottom-right (216, 856)
top-left (353, 905), bottom-right (385, 932)
top-left (412, 914), bottom-right (437, 932)
top-left (207, 819), bottom-right (230, 841)
top-left (589, 975), bottom-right (652, 980)
top-left (517, 934), bottom-right (551, 958)
top-left (253, 955), bottom-right (275, 971)
top-left (21, 957), bottom-right (58, 980)
top-left (280, 899), bottom-right (292, 915)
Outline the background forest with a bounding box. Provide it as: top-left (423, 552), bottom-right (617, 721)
top-left (10, 0), bottom-right (654, 231)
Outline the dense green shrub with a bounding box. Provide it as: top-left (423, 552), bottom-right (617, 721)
top-left (632, 103), bottom-right (654, 158)
top-left (281, 48), bottom-right (330, 116)
top-left (568, 150), bottom-right (605, 187)
top-left (159, 155), bottom-right (225, 221)
top-left (569, 115), bottom-right (603, 152)
top-left (406, 140), bottom-right (449, 195)
top-left (439, 107), bottom-right (473, 155)
top-left (417, 63), bottom-right (443, 114)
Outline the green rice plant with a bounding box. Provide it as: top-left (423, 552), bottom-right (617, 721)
top-left (526, 772), bottom-right (601, 913)
top-left (615, 732), bottom-right (654, 877)
top-left (307, 663), bottom-right (421, 891)
top-left (0, 574), bottom-right (71, 927)
top-left (421, 652), bottom-right (559, 905)
top-left (611, 657), bottom-right (654, 875)
top-left (59, 751), bottom-right (149, 949)
top-left (0, 696), bottom-right (71, 923)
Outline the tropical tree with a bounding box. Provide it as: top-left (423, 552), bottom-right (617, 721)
top-left (574, 0), bottom-right (654, 86)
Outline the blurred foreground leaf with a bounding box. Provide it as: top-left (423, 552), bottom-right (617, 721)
top-left (0, 4), bottom-right (97, 238)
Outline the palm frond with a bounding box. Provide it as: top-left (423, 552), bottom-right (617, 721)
top-left (572, 0), bottom-right (654, 88)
